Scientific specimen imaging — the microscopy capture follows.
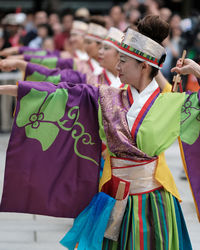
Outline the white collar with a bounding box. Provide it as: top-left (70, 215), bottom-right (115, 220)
top-left (75, 50), bottom-right (89, 61)
top-left (105, 69), bottom-right (122, 88)
top-left (90, 58), bottom-right (103, 76)
top-left (127, 78), bottom-right (159, 132)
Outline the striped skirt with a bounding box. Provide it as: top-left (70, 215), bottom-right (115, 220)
top-left (102, 188), bottom-right (192, 250)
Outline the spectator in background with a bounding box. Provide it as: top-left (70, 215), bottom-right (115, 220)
top-left (24, 11), bottom-right (35, 33)
top-left (48, 12), bottom-right (60, 27)
top-left (109, 5), bottom-right (128, 31)
top-left (103, 16), bottom-right (114, 30)
top-left (28, 23), bottom-right (53, 49)
top-left (127, 7), bottom-right (141, 28)
top-left (145, 0), bottom-right (163, 15)
top-left (161, 13), bottom-right (183, 82)
top-left (123, 0), bottom-right (139, 13)
top-left (22, 10), bottom-right (48, 46)
top-left (1, 13), bottom-right (26, 47)
top-left (159, 7), bottom-right (172, 23)
top-left (42, 37), bottom-right (55, 51)
top-left (54, 10), bottom-right (73, 51)
top-left (75, 7), bottom-right (90, 21)
top-left (185, 32), bottom-right (200, 92)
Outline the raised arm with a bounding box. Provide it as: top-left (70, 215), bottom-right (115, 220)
top-left (155, 70), bottom-right (172, 92)
top-left (0, 85), bottom-right (18, 96)
top-left (171, 58), bottom-right (200, 79)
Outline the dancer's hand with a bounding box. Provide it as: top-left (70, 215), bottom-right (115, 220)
top-left (0, 46), bottom-right (19, 57)
top-left (171, 58), bottom-right (200, 78)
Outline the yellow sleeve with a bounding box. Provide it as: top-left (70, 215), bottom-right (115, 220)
top-left (162, 82), bottom-right (172, 93)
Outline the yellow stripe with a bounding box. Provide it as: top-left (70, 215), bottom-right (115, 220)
top-left (99, 153), bottom-right (112, 191)
top-left (155, 152), bottom-right (182, 202)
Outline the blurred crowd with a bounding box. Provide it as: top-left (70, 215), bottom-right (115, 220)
top-left (0, 0), bottom-right (200, 89)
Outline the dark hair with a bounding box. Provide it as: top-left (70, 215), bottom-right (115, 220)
top-left (37, 23), bottom-right (53, 37)
top-left (137, 15), bottom-right (169, 78)
top-left (89, 16), bottom-right (106, 27)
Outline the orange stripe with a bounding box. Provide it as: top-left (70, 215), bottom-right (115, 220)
top-left (131, 88), bottom-right (160, 138)
top-left (138, 195), bottom-right (144, 250)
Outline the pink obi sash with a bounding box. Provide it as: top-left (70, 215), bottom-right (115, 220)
top-left (111, 156), bottom-right (162, 195)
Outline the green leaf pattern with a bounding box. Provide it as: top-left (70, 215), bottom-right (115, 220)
top-left (16, 88), bottom-right (97, 164)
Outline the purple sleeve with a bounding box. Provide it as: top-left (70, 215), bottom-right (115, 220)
top-left (19, 47), bottom-right (60, 57)
top-left (60, 69), bottom-right (87, 83)
top-left (0, 81), bottom-right (101, 218)
top-left (19, 46), bottom-right (45, 54)
top-left (24, 62), bottom-right (62, 80)
top-left (56, 58), bottom-right (74, 70)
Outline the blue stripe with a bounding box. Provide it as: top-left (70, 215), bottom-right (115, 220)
top-left (173, 197), bottom-right (192, 250)
top-left (142, 194), bottom-right (148, 250)
top-left (157, 190), bottom-right (169, 250)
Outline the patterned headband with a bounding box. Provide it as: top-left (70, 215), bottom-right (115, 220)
top-left (85, 23), bottom-right (108, 42)
top-left (118, 28), bottom-right (166, 69)
top-left (103, 27), bottom-right (124, 50)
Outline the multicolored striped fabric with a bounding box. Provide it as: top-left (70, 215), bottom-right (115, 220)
top-left (102, 188), bottom-right (192, 250)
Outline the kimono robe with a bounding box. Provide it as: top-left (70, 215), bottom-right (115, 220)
top-left (23, 62), bottom-right (126, 89)
top-left (0, 79), bottom-right (199, 249)
top-left (19, 46), bottom-right (60, 57)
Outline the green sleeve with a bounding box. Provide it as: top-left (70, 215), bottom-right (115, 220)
top-left (30, 57), bottom-right (58, 69)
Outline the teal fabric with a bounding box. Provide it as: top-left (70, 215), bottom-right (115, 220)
top-left (60, 192), bottom-right (116, 250)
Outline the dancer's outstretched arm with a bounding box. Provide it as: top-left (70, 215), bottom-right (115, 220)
top-left (0, 85), bottom-right (18, 97)
top-left (0, 59), bottom-right (27, 72)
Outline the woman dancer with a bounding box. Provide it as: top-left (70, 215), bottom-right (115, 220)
top-left (0, 15), bottom-right (199, 250)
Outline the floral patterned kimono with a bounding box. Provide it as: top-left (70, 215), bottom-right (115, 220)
top-left (0, 79), bottom-right (199, 250)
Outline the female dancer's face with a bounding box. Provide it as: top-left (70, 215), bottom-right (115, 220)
top-left (69, 33), bottom-right (85, 50)
top-left (98, 43), bottom-right (119, 73)
top-left (116, 53), bottom-right (143, 87)
top-left (84, 39), bottom-right (101, 60)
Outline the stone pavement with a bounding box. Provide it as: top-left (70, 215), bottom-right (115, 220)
top-left (0, 133), bottom-right (199, 250)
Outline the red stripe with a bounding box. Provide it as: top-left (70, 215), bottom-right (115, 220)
top-left (131, 87), bottom-right (160, 138)
top-left (87, 59), bottom-right (94, 72)
top-left (111, 155), bottom-right (155, 163)
top-left (86, 33), bottom-right (103, 41)
top-left (119, 45), bottom-right (163, 67)
top-left (138, 195), bottom-right (144, 250)
top-left (179, 80), bottom-right (183, 92)
top-left (119, 83), bottom-right (125, 88)
top-left (104, 39), bottom-right (120, 48)
top-left (127, 85), bottom-right (134, 105)
top-left (112, 160), bottom-right (156, 169)
top-left (103, 69), bottom-right (112, 86)
top-left (110, 156), bottom-right (157, 164)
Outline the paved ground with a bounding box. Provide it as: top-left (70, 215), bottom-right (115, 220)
top-left (0, 133), bottom-right (199, 250)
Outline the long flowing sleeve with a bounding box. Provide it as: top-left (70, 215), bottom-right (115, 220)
top-left (19, 46), bottom-right (60, 57)
top-left (24, 54), bottom-right (74, 70)
top-left (25, 62), bottom-right (87, 84)
top-left (179, 90), bottom-right (200, 220)
top-left (0, 81), bottom-right (102, 218)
